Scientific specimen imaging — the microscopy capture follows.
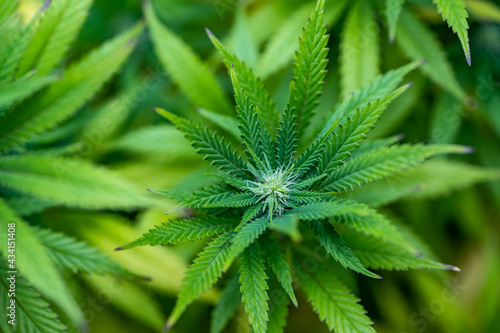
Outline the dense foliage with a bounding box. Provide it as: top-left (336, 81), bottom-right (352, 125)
top-left (122, 1), bottom-right (498, 332)
top-left (1, 0), bottom-right (499, 332)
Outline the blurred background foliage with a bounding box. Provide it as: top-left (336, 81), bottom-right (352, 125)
top-left (3, 0), bottom-right (500, 332)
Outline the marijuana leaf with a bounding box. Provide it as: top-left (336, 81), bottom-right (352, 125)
top-left (123, 1), bottom-right (489, 331)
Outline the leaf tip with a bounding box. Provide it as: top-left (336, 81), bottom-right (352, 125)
top-left (466, 56), bottom-right (471, 67)
top-left (164, 321), bottom-right (174, 332)
top-left (460, 146), bottom-right (475, 154)
top-left (445, 265), bottom-right (461, 272)
top-left (41, 0), bottom-right (52, 11)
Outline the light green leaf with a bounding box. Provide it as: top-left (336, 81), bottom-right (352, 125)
top-left (35, 228), bottom-right (134, 277)
top-left (225, 216), bottom-right (270, 269)
top-left (269, 214), bottom-right (301, 242)
top-left (429, 92), bottom-right (463, 144)
top-left (0, 200), bottom-right (84, 326)
top-left (294, 256), bottom-right (375, 332)
top-left (343, 231), bottom-right (460, 271)
top-left (311, 220), bottom-right (380, 279)
top-left (395, 9), bottom-right (465, 99)
top-left (109, 124), bottom-right (195, 160)
top-left (291, 0), bottom-right (329, 135)
top-left (261, 237), bottom-right (297, 306)
top-left (433, 0), bottom-right (471, 65)
top-left (0, 155), bottom-right (150, 209)
top-left (157, 108), bottom-right (250, 179)
top-left (198, 108), bottom-right (241, 139)
top-left (166, 232), bottom-right (233, 328)
top-left (84, 274), bottom-right (164, 330)
top-left (315, 84), bottom-right (410, 180)
top-left (207, 30), bottom-right (278, 133)
top-left (322, 144), bottom-right (470, 192)
top-left (145, 2), bottom-right (231, 115)
top-left (120, 217), bottom-right (237, 250)
top-left (239, 243), bottom-right (270, 333)
top-left (17, 0), bottom-right (93, 77)
top-left (340, 0), bottom-right (379, 98)
top-left (0, 260), bottom-right (67, 333)
top-left (0, 74), bottom-right (55, 108)
top-left (0, 22), bottom-right (143, 151)
top-left (386, 0), bottom-right (406, 42)
top-left (256, 0), bottom-right (348, 79)
top-left (210, 274), bottom-right (242, 333)
top-left (347, 160), bottom-right (500, 207)
top-left (287, 199), bottom-right (371, 220)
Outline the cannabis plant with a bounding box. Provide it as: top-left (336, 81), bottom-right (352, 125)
top-left (0, 0), bottom-right (149, 331)
top-left (121, 1), bottom-right (490, 332)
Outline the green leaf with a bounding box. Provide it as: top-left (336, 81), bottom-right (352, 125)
top-left (157, 109), bottom-right (250, 178)
top-left (256, 0), bottom-right (348, 79)
top-left (207, 30), bottom-right (278, 132)
top-left (275, 99), bottom-right (298, 167)
top-left (294, 256), bottom-right (375, 332)
top-left (466, 0), bottom-right (500, 23)
top-left (395, 9), bottom-right (464, 99)
top-left (239, 243), bottom-right (270, 333)
top-left (119, 217), bottom-right (236, 250)
top-left (145, 2), bottom-right (231, 115)
top-left (84, 275), bottom-right (164, 330)
top-left (347, 160), bottom-right (500, 207)
top-left (5, 196), bottom-right (55, 216)
top-left (288, 191), bottom-right (331, 205)
top-left (269, 214), bottom-right (301, 242)
top-left (109, 124), bottom-right (195, 160)
top-left (294, 119), bottom-right (338, 175)
top-left (36, 228), bottom-right (133, 277)
top-left (198, 108), bottom-right (241, 139)
top-left (0, 22), bottom-right (143, 152)
top-left (311, 220), bottom-right (380, 279)
top-left (0, 0), bottom-right (17, 24)
top-left (313, 86), bottom-right (408, 186)
top-left (266, 282), bottom-right (290, 333)
top-left (0, 200), bottom-right (84, 326)
top-left (204, 192), bottom-right (258, 208)
top-left (335, 209), bottom-right (415, 254)
top-left (321, 144), bottom-right (471, 192)
top-left (230, 67), bottom-right (266, 161)
top-left (287, 199), bottom-right (371, 220)
top-left (340, 0), bottom-right (380, 98)
top-left (0, 6), bottom-right (40, 83)
top-left (226, 216), bottom-right (270, 269)
top-left (0, 74), bottom-right (55, 108)
top-left (314, 84), bottom-right (410, 180)
top-left (323, 60), bottom-right (421, 130)
top-left (242, 201), bottom-right (266, 223)
top-left (291, 0), bottom-right (329, 135)
top-left (351, 134), bottom-right (403, 157)
top-left (429, 92), bottom-right (462, 144)
top-left (261, 237), bottom-right (297, 306)
top-left (184, 183), bottom-right (238, 208)
top-left (166, 232), bottom-right (233, 328)
top-left (343, 231), bottom-right (460, 271)
top-left (0, 260), bottom-right (67, 333)
top-left (17, 0), bottom-right (93, 77)
top-left (210, 274), bottom-right (242, 333)
top-left (0, 155), bottom-right (150, 209)
top-left (386, 0), bottom-right (406, 42)
top-left (433, 0), bottom-right (471, 65)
